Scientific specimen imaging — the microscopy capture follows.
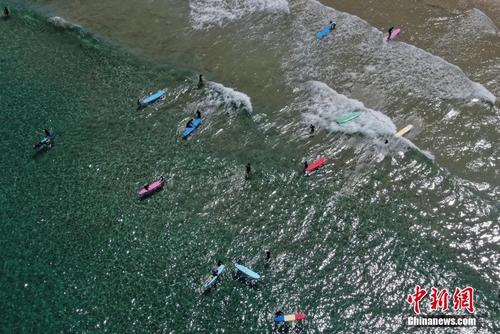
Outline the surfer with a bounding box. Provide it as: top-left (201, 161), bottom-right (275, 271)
top-left (310, 124), bottom-right (315, 134)
top-left (265, 250), bottom-right (271, 261)
top-left (246, 163), bottom-right (251, 179)
top-left (3, 7), bottom-right (9, 17)
top-left (329, 21), bottom-right (336, 30)
top-left (274, 310), bottom-right (284, 325)
top-left (387, 27), bottom-right (394, 41)
top-left (186, 118), bottom-right (194, 128)
top-left (44, 129), bottom-right (51, 137)
top-left (303, 161), bottom-right (308, 174)
top-left (195, 110), bottom-right (201, 119)
top-left (211, 260), bottom-right (223, 276)
top-left (198, 74), bottom-right (204, 89)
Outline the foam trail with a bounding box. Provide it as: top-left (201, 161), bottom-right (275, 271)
top-left (189, 0), bottom-right (289, 30)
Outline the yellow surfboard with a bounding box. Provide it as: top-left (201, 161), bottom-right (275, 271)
top-left (395, 124), bottom-right (413, 137)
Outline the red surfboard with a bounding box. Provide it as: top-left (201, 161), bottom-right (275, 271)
top-left (305, 157), bottom-right (327, 175)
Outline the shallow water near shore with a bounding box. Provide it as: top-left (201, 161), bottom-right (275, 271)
top-left (1, 1), bottom-right (499, 333)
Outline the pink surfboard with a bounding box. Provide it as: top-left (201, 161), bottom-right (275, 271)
top-left (137, 176), bottom-right (165, 198)
top-left (388, 27), bottom-right (401, 41)
top-left (305, 157), bottom-right (327, 175)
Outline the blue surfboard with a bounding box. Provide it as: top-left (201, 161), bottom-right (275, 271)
top-left (316, 24), bottom-right (335, 41)
top-left (182, 117), bottom-right (202, 140)
top-left (138, 89), bottom-right (166, 108)
top-left (234, 263), bottom-right (260, 280)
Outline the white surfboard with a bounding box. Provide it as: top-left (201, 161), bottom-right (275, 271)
top-left (395, 124), bottom-right (413, 137)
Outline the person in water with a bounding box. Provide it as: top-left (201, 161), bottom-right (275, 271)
top-left (387, 26), bottom-right (394, 40)
top-left (198, 74), bottom-right (204, 89)
top-left (310, 124), bottom-right (315, 134)
top-left (195, 110), bottom-right (201, 119)
top-left (44, 128), bottom-right (50, 137)
top-left (265, 250), bottom-right (271, 261)
top-left (329, 21), bottom-right (336, 30)
top-left (3, 7), bottom-right (10, 17)
top-left (186, 118), bottom-right (194, 128)
top-left (274, 310), bottom-right (284, 325)
top-left (211, 260), bottom-right (223, 276)
top-left (246, 163), bottom-right (251, 178)
top-left (303, 161), bottom-right (308, 174)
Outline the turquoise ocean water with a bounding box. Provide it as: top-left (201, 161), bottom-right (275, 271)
top-left (1, 2), bottom-right (499, 333)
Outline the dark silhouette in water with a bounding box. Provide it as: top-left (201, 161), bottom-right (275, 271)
top-left (198, 74), bottom-right (204, 89)
top-left (387, 27), bottom-right (394, 41)
top-left (245, 163), bottom-right (251, 179)
top-left (3, 7), bottom-right (10, 18)
top-left (310, 124), bottom-right (315, 134)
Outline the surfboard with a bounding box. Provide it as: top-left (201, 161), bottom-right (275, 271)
top-left (234, 263), bottom-right (260, 280)
top-left (336, 112), bottom-right (362, 124)
top-left (395, 124), bottom-right (413, 137)
top-left (388, 27), bottom-right (401, 41)
top-left (305, 157), bottom-right (327, 176)
top-left (203, 264), bottom-right (225, 290)
top-left (316, 24), bottom-right (335, 41)
top-left (34, 132), bottom-right (56, 151)
top-left (138, 89), bottom-right (166, 108)
top-left (274, 313), bottom-right (307, 324)
top-left (182, 118), bottom-right (202, 140)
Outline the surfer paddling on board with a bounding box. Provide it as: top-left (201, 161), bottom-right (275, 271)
top-left (274, 310), bottom-right (285, 325)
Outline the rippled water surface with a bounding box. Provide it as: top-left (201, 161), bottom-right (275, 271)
top-left (1, 0), bottom-right (499, 333)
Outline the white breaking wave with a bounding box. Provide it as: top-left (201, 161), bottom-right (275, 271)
top-left (284, 0), bottom-right (496, 105)
top-left (301, 81), bottom-right (396, 137)
top-left (187, 81), bottom-right (253, 114)
top-left (189, 0), bottom-right (289, 30)
top-left (206, 81), bottom-right (253, 112)
top-left (298, 81), bottom-right (434, 159)
top-left (49, 16), bottom-right (82, 30)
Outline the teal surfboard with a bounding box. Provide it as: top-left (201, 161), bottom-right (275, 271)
top-left (336, 112), bottom-right (362, 124)
top-left (234, 263), bottom-right (260, 280)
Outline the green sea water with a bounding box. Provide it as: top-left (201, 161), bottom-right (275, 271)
top-left (1, 5), bottom-right (499, 334)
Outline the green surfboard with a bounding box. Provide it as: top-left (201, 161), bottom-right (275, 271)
top-left (336, 111), bottom-right (362, 124)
